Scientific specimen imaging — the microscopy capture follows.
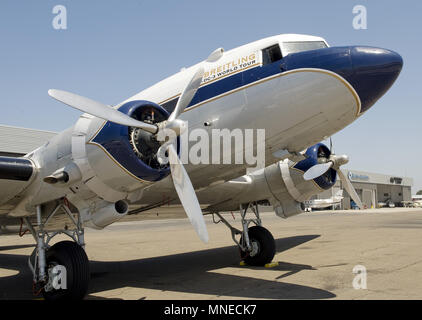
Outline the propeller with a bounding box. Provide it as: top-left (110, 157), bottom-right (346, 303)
top-left (168, 143), bottom-right (208, 243)
top-left (48, 89), bottom-right (159, 133)
top-left (336, 169), bottom-right (363, 210)
top-left (303, 162), bottom-right (333, 181)
top-left (303, 152), bottom-right (364, 209)
top-left (48, 47), bottom-right (224, 242)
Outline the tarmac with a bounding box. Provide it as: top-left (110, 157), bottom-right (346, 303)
top-left (0, 207), bottom-right (421, 300)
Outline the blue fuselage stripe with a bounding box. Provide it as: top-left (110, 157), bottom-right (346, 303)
top-left (162, 61), bottom-right (282, 112)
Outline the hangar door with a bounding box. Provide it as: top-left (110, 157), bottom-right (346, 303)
top-left (362, 189), bottom-right (375, 209)
top-left (403, 186), bottom-right (411, 202)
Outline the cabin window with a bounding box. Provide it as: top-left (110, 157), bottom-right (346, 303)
top-left (282, 41), bottom-right (327, 55)
top-left (161, 98), bottom-right (178, 114)
top-left (262, 44), bottom-right (283, 65)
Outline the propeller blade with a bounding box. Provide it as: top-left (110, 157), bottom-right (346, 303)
top-left (337, 169), bottom-right (364, 209)
top-left (303, 162), bottom-right (333, 181)
top-left (169, 67), bottom-right (204, 121)
top-left (48, 89), bottom-right (158, 134)
top-left (168, 144), bottom-right (209, 243)
top-left (169, 48), bottom-right (224, 121)
top-left (206, 47), bottom-right (225, 63)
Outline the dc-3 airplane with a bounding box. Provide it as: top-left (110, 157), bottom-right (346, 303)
top-left (0, 34), bottom-right (402, 300)
top-left (304, 190), bottom-right (344, 211)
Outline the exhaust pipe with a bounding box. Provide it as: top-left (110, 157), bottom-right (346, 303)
top-left (88, 200), bottom-right (129, 229)
top-left (43, 162), bottom-right (82, 186)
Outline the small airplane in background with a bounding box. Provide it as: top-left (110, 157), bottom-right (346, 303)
top-left (304, 190), bottom-right (344, 211)
top-left (412, 196), bottom-right (422, 208)
top-left (402, 195), bottom-right (422, 208)
top-left (0, 34), bottom-right (403, 299)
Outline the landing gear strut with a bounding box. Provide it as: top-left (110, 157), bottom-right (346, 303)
top-left (23, 200), bottom-right (90, 300)
top-left (213, 202), bottom-right (276, 266)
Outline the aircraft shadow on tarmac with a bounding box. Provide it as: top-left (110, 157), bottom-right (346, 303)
top-left (0, 244), bottom-right (36, 252)
top-left (0, 234), bottom-right (336, 300)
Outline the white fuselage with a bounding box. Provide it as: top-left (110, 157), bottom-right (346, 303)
top-left (76, 35), bottom-right (359, 202)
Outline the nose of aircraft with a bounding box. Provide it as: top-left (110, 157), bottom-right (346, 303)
top-left (283, 46), bottom-right (403, 114)
top-left (348, 46), bottom-right (403, 113)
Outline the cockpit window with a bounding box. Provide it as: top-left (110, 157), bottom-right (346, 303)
top-left (262, 44), bottom-right (283, 65)
top-left (282, 41), bottom-right (327, 55)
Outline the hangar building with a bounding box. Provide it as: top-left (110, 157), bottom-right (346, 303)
top-left (316, 170), bottom-right (413, 209)
top-left (0, 125), bottom-right (56, 157)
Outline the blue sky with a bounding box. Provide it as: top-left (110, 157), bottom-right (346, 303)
top-left (0, 0), bottom-right (421, 190)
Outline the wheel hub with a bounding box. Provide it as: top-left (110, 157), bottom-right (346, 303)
top-left (44, 261), bottom-right (59, 293)
top-left (249, 240), bottom-right (260, 257)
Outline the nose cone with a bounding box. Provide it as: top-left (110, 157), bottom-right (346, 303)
top-left (283, 46), bottom-right (403, 114)
top-left (348, 47), bottom-right (403, 113)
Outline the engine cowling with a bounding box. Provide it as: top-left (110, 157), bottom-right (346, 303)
top-left (266, 143), bottom-right (336, 218)
top-left (63, 100), bottom-right (181, 203)
top-left (90, 100), bottom-right (172, 182)
top-left (204, 143), bottom-right (336, 218)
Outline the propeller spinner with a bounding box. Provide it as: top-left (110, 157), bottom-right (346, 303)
top-left (303, 151), bottom-right (364, 209)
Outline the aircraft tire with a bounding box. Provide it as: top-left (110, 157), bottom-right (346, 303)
top-left (42, 241), bottom-right (90, 301)
top-left (240, 226), bottom-right (276, 266)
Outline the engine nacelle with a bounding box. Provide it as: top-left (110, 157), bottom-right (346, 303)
top-left (11, 99), bottom-right (181, 218)
top-left (266, 143), bottom-right (336, 218)
top-left (65, 100), bottom-right (175, 203)
top-left (205, 143), bottom-right (336, 218)
top-left (86, 100), bottom-right (172, 182)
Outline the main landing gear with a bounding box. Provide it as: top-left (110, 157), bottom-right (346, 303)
top-left (212, 202), bottom-right (276, 266)
top-left (23, 200), bottom-right (90, 300)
